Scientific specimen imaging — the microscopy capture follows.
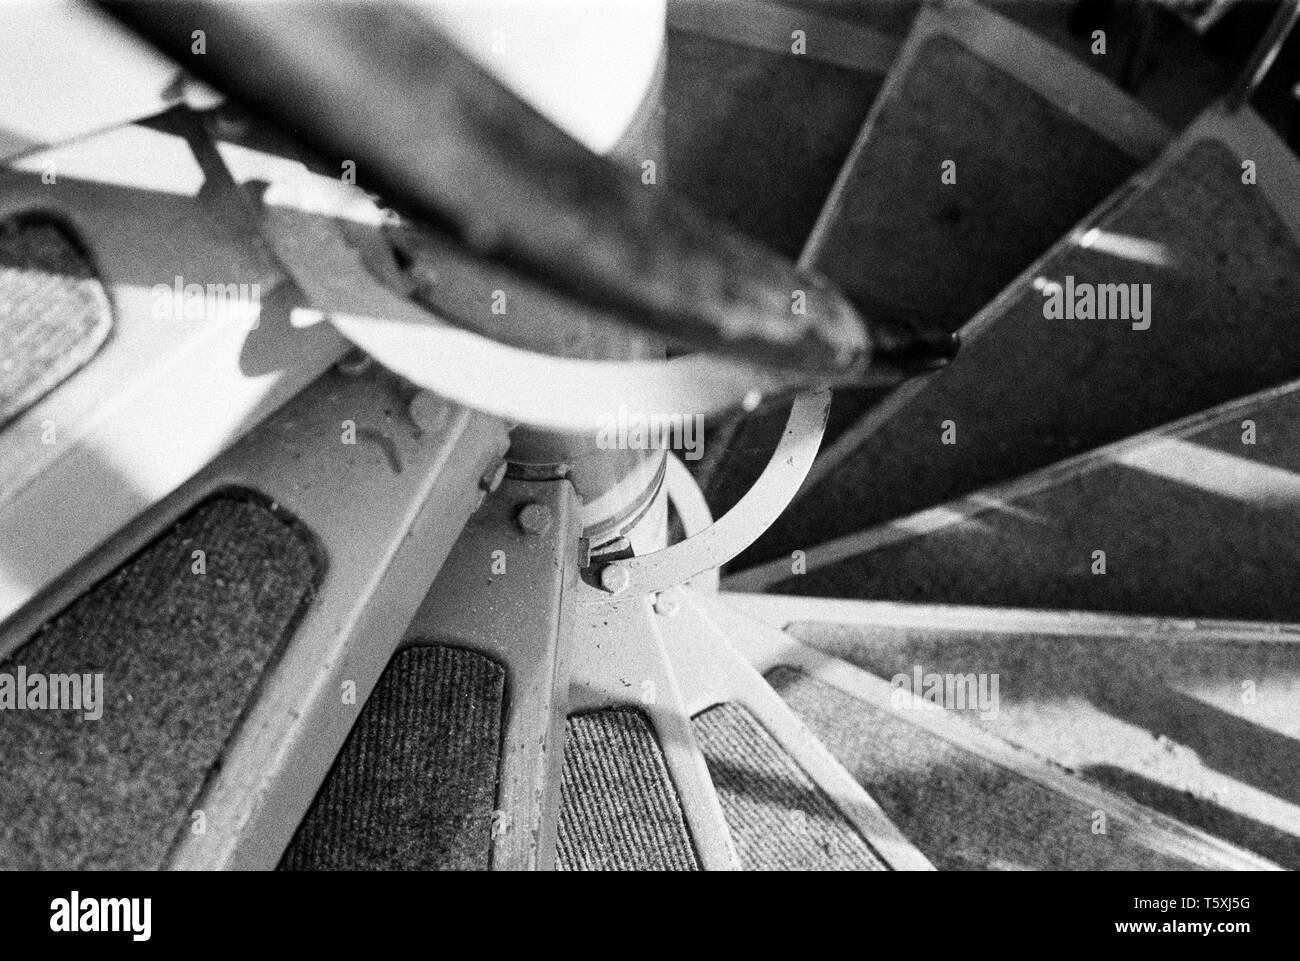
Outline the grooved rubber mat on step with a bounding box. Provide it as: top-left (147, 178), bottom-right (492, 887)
top-left (280, 645), bottom-right (505, 871)
top-left (557, 708), bottom-right (699, 871)
top-left (0, 215), bottom-right (112, 428)
top-left (767, 666), bottom-right (1217, 870)
top-left (787, 619), bottom-right (1300, 869)
top-left (0, 494), bottom-right (320, 870)
top-left (693, 701), bottom-right (886, 870)
top-left (666, 31), bottom-right (883, 261)
top-left (751, 139), bottom-right (1300, 567)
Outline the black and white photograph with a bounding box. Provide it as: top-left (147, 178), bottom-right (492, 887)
top-left (0, 0), bottom-right (1297, 933)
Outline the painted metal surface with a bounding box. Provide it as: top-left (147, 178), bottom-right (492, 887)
top-left (0, 1), bottom-right (184, 161)
top-left (663, 586), bottom-right (936, 870)
top-left (722, 592), bottom-right (1300, 646)
top-left (399, 475), bottom-right (581, 871)
top-left (1, 363), bottom-right (508, 867)
top-left (0, 118), bottom-right (347, 629)
top-left (600, 389), bottom-right (829, 596)
top-left (567, 583), bottom-right (742, 870)
top-left (719, 592), bottom-right (1282, 871)
top-left (664, 452), bottom-right (720, 592)
top-left (258, 188), bottom-right (816, 433)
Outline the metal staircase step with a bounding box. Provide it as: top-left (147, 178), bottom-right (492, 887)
top-left (557, 708), bottom-right (701, 871)
top-left (731, 378), bottom-right (1300, 625)
top-left (280, 645), bottom-right (506, 871)
top-left (704, 0), bottom-right (1169, 519)
top-left (741, 103), bottom-right (1300, 568)
top-left (666, 0), bottom-right (898, 261)
top-left (0, 215), bottom-right (111, 430)
top-left (0, 494), bottom-right (319, 870)
top-left (0, 363), bottom-right (506, 870)
top-left (717, 595), bottom-right (1281, 870)
top-left (728, 593), bottom-right (1300, 869)
top-left (0, 116), bottom-right (349, 630)
top-left (664, 586), bottom-right (935, 870)
top-left (692, 700), bottom-right (889, 870)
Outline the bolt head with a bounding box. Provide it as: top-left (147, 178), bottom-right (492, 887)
top-left (516, 502), bottom-right (554, 536)
top-left (599, 564), bottom-right (630, 594)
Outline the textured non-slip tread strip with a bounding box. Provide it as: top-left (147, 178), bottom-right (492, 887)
top-left (661, 586), bottom-right (934, 870)
top-left (0, 493), bottom-right (321, 870)
top-left (693, 700), bottom-right (887, 870)
top-left (0, 214), bottom-right (112, 429)
top-left (557, 708), bottom-right (700, 871)
top-left (280, 645), bottom-right (506, 871)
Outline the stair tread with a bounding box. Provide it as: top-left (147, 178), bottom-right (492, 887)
top-left (745, 110), bottom-right (1300, 568)
top-left (665, 586), bottom-right (934, 870)
top-left (762, 378), bottom-right (1300, 623)
top-left (727, 613), bottom-right (1279, 870)
top-left (0, 495), bottom-right (320, 870)
top-left (770, 665), bottom-right (1260, 870)
top-left (666, 11), bottom-right (889, 261)
top-left (706, 0), bottom-right (1167, 518)
top-left (280, 646), bottom-right (505, 872)
top-left (666, 5), bottom-right (898, 495)
top-left (0, 215), bottom-right (111, 430)
top-left (809, 16), bottom-right (1162, 333)
top-left (557, 708), bottom-right (701, 872)
top-left (778, 612), bottom-right (1300, 869)
top-left (693, 700), bottom-right (889, 870)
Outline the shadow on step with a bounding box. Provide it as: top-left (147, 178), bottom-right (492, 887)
top-left (769, 665), bottom-right (1222, 870)
top-left (1083, 765), bottom-right (1300, 870)
top-left (1093, 679), bottom-right (1300, 810)
top-left (789, 621), bottom-right (1300, 869)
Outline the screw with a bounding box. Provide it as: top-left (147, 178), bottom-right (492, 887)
top-left (599, 564), bottom-right (630, 595)
top-left (516, 502), bottom-right (553, 536)
top-left (653, 591), bottom-right (679, 617)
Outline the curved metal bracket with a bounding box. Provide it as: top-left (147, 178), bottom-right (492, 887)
top-left (257, 199), bottom-right (813, 435)
top-left (600, 389), bottom-right (830, 597)
top-left (664, 452), bottom-right (720, 593)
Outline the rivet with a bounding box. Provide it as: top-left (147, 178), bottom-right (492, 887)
top-left (516, 502), bottom-right (553, 536)
top-left (600, 564), bottom-right (630, 595)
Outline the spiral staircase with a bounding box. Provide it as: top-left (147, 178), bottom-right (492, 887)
top-left (1, 0), bottom-right (1298, 871)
